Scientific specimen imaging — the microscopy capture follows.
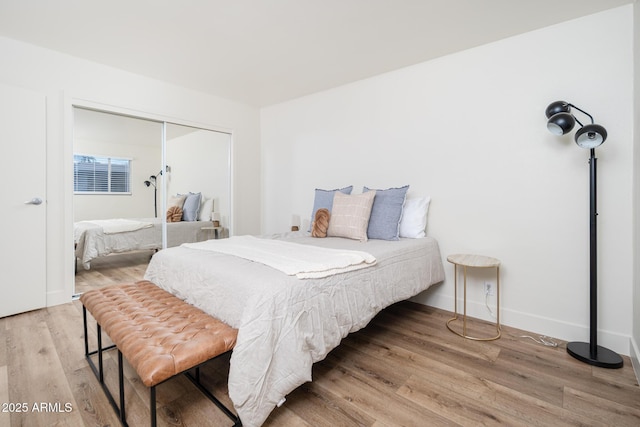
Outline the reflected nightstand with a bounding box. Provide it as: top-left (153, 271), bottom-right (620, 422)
top-left (201, 226), bottom-right (223, 240)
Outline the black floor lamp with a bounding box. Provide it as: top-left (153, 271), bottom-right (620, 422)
top-left (545, 100), bottom-right (623, 369)
top-left (143, 177), bottom-right (157, 217)
top-left (143, 166), bottom-right (169, 218)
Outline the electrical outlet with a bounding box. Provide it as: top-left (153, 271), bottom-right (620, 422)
top-left (484, 282), bottom-right (494, 296)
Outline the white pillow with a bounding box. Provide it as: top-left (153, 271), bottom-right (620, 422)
top-left (399, 196), bottom-right (430, 238)
top-left (198, 198), bottom-right (214, 221)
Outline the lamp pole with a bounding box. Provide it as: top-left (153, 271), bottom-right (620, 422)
top-left (589, 149), bottom-right (597, 356)
top-left (564, 145), bottom-right (622, 368)
top-left (144, 179), bottom-right (158, 218)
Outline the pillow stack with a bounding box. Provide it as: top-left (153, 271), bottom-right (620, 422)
top-left (308, 185), bottom-right (430, 241)
top-left (166, 192), bottom-right (214, 222)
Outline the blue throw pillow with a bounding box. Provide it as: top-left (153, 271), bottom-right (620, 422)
top-left (181, 192), bottom-right (202, 222)
top-left (308, 186), bottom-right (353, 231)
top-left (364, 185), bottom-right (409, 240)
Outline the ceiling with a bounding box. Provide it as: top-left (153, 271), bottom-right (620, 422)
top-left (0, 0), bottom-right (633, 107)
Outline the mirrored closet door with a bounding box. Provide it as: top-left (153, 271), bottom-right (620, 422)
top-left (73, 107), bottom-right (231, 295)
top-left (165, 123), bottom-right (231, 239)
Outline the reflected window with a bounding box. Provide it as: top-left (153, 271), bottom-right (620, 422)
top-left (74, 154), bottom-right (131, 194)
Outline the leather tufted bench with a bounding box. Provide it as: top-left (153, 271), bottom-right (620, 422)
top-left (81, 280), bottom-right (241, 427)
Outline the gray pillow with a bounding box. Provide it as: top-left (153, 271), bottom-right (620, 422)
top-left (308, 186), bottom-right (353, 231)
top-left (181, 192), bottom-right (202, 222)
top-left (364, 185), bottom-right (409, 240)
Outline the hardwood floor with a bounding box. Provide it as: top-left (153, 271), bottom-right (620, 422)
top-left (3, 259), bottom-right (639, 426)
top-left (74, 250), bottom-right (154, 294)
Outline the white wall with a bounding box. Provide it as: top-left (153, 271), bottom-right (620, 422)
top-left (0, 35), bottom-right (261, 307)
top-left (261, 6), bottom-right (634, 354)
top-left (166, 129), bottom-right (232, 227)
top-left (73, 136), bottom-right (162, 220)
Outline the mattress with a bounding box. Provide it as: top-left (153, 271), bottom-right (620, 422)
top-left (144, 232), bottom-right (445, 427)
top-left (74, 218), bottom-right (213, 269)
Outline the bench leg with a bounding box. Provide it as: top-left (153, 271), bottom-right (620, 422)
top-left (97, 323), bottom-right (104, 382)
top-left (83, 306), bottom-right (89, 356)
top-left (150, 386), bottom-right (157, 427)
top-left (185, 369), bottom-right (242, 426)
top-left (82, 306), bottom-right (128, 426)
top-left (118, 350), bottom-right (126, 425)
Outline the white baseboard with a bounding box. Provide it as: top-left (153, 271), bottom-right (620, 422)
top-left (631, 337), bottom-right (640, 385)
top-left (413, 291), bottom-right (631, 356)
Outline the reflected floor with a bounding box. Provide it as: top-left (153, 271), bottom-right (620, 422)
top-left (74, 250), bottom-right (151, 294)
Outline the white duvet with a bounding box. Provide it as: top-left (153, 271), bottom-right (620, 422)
top-left (144, 233), bottom-right (445, 427)
top-left (75, 218), bottom-right (153, 236)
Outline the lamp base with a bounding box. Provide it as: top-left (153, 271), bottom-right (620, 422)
top-left (566, 341), bottom-right (623, 369)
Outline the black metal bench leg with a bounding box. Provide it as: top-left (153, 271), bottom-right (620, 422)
top-left (82, 306), bottom-right (126, 426)
top-left (150, 386), bottom-right (157, 427)
top-left (97, 323), bottom-right (104, 382)
top-left (83, 306), bottom-right (89, 357)
top-left (118, 350), bottom-right (126, 424)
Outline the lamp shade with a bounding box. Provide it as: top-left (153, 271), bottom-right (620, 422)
top-left (545, 100), bottom-right (570, 118)
top-left (575, 124), bottom-right (607, 149)
top-left (545, 101), bottom-right (576, 135)
top-left (547, 112), bottom-right (576, 135)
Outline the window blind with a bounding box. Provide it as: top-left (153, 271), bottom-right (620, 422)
top-left (74, 155), bottom-right (131, 194)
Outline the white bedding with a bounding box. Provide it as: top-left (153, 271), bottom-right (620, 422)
top-left (74, 218), bottom-right (213, 269)
top-left (144, 232), bottom-right (445, 427)
top-left (75, 218), bottom-right (153, 235)
top-left (183, 235), bottom-right (376, 278)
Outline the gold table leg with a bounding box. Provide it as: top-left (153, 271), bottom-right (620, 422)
top-left (446, 263), bottom-right (501, 341)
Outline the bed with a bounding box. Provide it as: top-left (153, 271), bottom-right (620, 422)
top-left (144, 231), bottom-right (445, 427)
top-left (74, 218), bottom-right (213, 270)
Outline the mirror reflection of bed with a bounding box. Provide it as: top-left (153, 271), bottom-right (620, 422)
top-left (72, 107), bottom-right (231, 295)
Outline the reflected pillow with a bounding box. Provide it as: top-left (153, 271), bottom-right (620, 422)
top-left (308, 186), bottom-right (353, 231)
top-left (327, 191), bottom-right (376, 241)
top-left (399, 196), bottom-right (431, 238)
top-left (364, 185), bottom-right (409, 241)
top-left (168, 194), bottom-right (187, 209)
top-left (166, 206), bottom-right (183, 223)
top-left (180, 192), bottom-right (202, 222)
top-left (198, 198), bottom-right (214, 221)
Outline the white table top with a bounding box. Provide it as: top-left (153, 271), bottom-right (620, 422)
top-left (447, 254), bottom-right (500, 268)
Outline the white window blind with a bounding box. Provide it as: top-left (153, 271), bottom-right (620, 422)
top-left (74, 155), bottom-right (131, 194)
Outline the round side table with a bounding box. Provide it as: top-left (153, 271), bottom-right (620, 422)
top-left (446, 254), bottom-right (501, 341)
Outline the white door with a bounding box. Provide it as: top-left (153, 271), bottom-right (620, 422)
top-left (0, 83), bottom-right (47, 317)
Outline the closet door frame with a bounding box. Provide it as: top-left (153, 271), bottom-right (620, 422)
top-left (68, 98), bottom-right (233, 297)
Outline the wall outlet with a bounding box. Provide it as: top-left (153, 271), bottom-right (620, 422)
top-left (484, 282), bottom-right (494, 296)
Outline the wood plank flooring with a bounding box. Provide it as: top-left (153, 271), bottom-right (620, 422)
top-left (74, 250), bottom-right (153, 294)
top-left (2, 255), bottom-right (639, 426)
